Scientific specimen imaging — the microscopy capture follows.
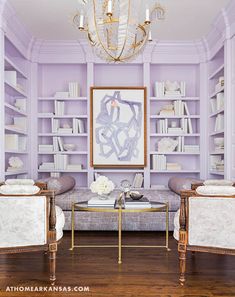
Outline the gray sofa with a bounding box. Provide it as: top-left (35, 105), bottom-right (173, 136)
top-left (55, 189), bottom-right (180, 231)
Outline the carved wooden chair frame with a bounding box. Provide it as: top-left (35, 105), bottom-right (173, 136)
top-left (0, 182), bottom-right (58, 284)
top-left (178, 183), bottom-right (235, 285)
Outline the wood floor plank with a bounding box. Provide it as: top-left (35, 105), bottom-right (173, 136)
top-left (0, 232), bottom-right (235, 297)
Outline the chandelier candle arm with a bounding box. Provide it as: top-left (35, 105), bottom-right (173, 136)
top-left (73, 0), bottom-right (166, 63)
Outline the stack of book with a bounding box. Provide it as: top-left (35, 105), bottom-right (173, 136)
top-left (58, 127), bottom-right (73, 134)
top-left (54, 101), bottom-right (65, 116)
top-left (88, 196), bottom-right (116, 208)
top-left (184, 145), bottom-right (200, 153)
top-left (166, 163), bottom-right (182, 171)
top-left (69, 82), bottom-right (80, 97)
top-left (15, 99), bottom-right (26, 112)
top-left (214, 114), bottom-right (224, 131)
top-left (39, 162), bottom-right (55, 170)
top-left (54, 154), bottom-right (68, 170)
top-left (177, 136), bottom-right (184, 152)
top-left (73, 118), bottom-right (85, 134)
top-left (53, 137), bottom-right (64, 151)
top-left (210, 155), bottom-right (224, 171)
top-left (180, 118), bottom-right (193, 134)
top-left (152, 155), bottom-right (167, 170)
top-left (132, 173), bottom-right (144, 188)
top-left (67, 164), bottom-right (83, 171)
top-left (51, 172), bottom-right (61, 178)
top-left (13, 117), bottom-right (27, 131)
top-left (5, 134), bottom-right (26, 151)
top-left (124, 197), bottom-right (151, 209)
top-left (154, 82), bottom-right (165, 97)
top-left (39, 144), bottom-right (54, 152)
top-left (168, 127), bottom-right (183, 134)
top-left (158, 119), bottom-right (168, 133)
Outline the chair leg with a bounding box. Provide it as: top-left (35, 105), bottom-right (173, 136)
top-left (179, 251), bottom-right (186, 286)
top-left (49, 251), bottom-right (56, 284)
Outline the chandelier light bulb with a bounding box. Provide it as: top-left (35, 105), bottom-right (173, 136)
top-left (145, 8), bottom-right (151, 25)
top-left (107, 0), bottom-right (113, 17)
top-left (79, 13), bottom-right (85, 30)
top-left (148, 30), bottom-right (152, 42)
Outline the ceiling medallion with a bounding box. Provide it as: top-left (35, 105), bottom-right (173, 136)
top-left (73, 0), bottom-right (165, 62)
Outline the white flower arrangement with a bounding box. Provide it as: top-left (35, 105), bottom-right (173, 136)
top-left (90, 176), bottom-right (115, 196)
top-left (9, 157), bottom-right (23, 169)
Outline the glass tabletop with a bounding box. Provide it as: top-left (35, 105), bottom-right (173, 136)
top-left (73, 200), bottom-right (168, 213)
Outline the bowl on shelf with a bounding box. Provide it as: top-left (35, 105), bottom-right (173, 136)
top-left (63, 144), bottom-right (76, 151)
top-left (129, 191), bottom-right (144, 200)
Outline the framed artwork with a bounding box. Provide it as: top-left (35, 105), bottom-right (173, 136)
top-left (90, 87), bottom-right (147, 168)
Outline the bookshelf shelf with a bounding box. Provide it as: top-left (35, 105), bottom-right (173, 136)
top-left (38, 133), bottom-right (88, 137)
top-left (5, 81), bottom-right (27, 97)
top-left (209, 64), bottom-right (224, 80)
top-left (150, 170), bottom-right (200, 173)
top-left (210, 87), bottom-right (224, 98)
top-left (210, 130), bottom-right (224, 136)
top-left (150, 115), bottom-right (200, 119)
top-left (5, 150), bottom-right (28, 154)
top-left (5, 170), bottom-right (28, 176)
top-left (38, 114), bottom-right (88, 119)
top-left (150, 151), bottom-right (200, 155)
top-left (150, 133), bottom-right (200, 137)
top-left (38, 97), bottom-right (87, 101)
top-left (5, 126), bottom-right (27, 135)
top-left (4, 56), bottom-right (28, 79)
top-left (5, 103), bottom-right (27, 116)
top-left (209, 108), bottom-right (224, 118)
top-left (38, 169), bottom-right (88, 173)
top-left (209, 171), bottom-right (224, 176)
top-left (94, 169), bottom-right (145, 173)
top-left (150, 97), bottom-right (200, 101)
top-left (38, 151), bottom-right (88, 155)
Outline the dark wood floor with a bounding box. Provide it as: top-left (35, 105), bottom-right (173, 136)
top-left (0, 232), bottom-right (235, 297)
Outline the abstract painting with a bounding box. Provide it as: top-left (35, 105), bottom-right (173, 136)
top-left (90, 87), bottom-right (146, 168)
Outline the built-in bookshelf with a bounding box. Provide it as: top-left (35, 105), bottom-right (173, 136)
top-left (149, 64), bottom-right (200, 188)
top-left (37, 63), bottom-right (88, 187)
top-left (4, 37), bottom-right (29, 179)
top-left (208, 46), bottom-right (225, 178)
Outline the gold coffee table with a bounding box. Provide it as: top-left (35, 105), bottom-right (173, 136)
top-left (70, 200), bottom-right (170, 264)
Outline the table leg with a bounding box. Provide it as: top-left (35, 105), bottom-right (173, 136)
top-left (118, 207), bottom-right (122, 264)
top-left (166, 202), bottom-right (170, 251)
top-left (70, 203), bottom-right (75, 251)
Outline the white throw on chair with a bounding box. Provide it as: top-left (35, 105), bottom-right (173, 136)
top-left (174, 181), bottom-right (235, 285)
top-left (0, 179), bottom-right (65, 283)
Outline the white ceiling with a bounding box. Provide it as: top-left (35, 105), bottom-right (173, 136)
top-left (9, 0), bottom-right (231, 41)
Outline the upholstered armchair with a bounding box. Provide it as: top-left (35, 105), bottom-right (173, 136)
top-left (0, 180), bottom-right (65, 283)
top-left (177, 183), bottom-right (235, 285)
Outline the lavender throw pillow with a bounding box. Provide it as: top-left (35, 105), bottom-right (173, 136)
top-left (168, 177), bottom-right (202, 195)
top-left (47, 176), bottom-right (76, 195)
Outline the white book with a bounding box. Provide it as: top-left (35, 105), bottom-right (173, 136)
top-left (5, 134), bottom-right (18, 150)
top-left (184, 102), bottom-right (190, 116)
top-left (181, 136), bottom-right (184, 152)
top-left (5, 71), bottom-right (17, 86)
top-left (177, 136), bottom-right (181, 152)
top-left (13, 117), bottom-right (27, 130)
top-left (78, 119), bottom-right (85, 133)
top-left (132, 174), bottom-right (138, 188)
top-left (57, 137), bottom-right (64, 151)
top-left (188, 118), bottom-right (193, 134)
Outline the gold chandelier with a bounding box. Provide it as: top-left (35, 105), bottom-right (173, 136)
top-left (73, 0), bottom-right (165, 62)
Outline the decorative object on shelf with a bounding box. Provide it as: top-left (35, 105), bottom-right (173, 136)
top-left (154, 81), bottom-right (186, 97)
top-left (120, 179), bottom-right (131, 193)
top-left (129, 191), bottom-right (144, 200)
top-left (214, 138), bottom-right (224, 151)
top-left (73, 0), bottom-right (165, 62)
top-left (91, 87), bottom-right (147, 167)
top-left (210, 155), bottom-right (224, 172)
top-left (63, 144), bottom-right (77, 151)
top-left (90, 175), bottom-right (115, 200)
top-left (7, 156), bottom-right (24, 172)
top-left (215, 76), bottom-right (224, 92)
top-left (157, 137), bottom-right (178, 152)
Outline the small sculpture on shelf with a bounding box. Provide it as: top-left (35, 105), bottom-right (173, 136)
top-left (157, 137), bottom-right (178, 152)
top-left (7, 156), bottom-right (24, 172)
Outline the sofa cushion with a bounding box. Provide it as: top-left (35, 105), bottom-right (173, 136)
top-left (47, 176), bottom-right (76, 195)
top-left (168, 177), bottom-right (202, 195)
top-left (55, 189), bottom-right (180, 212)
